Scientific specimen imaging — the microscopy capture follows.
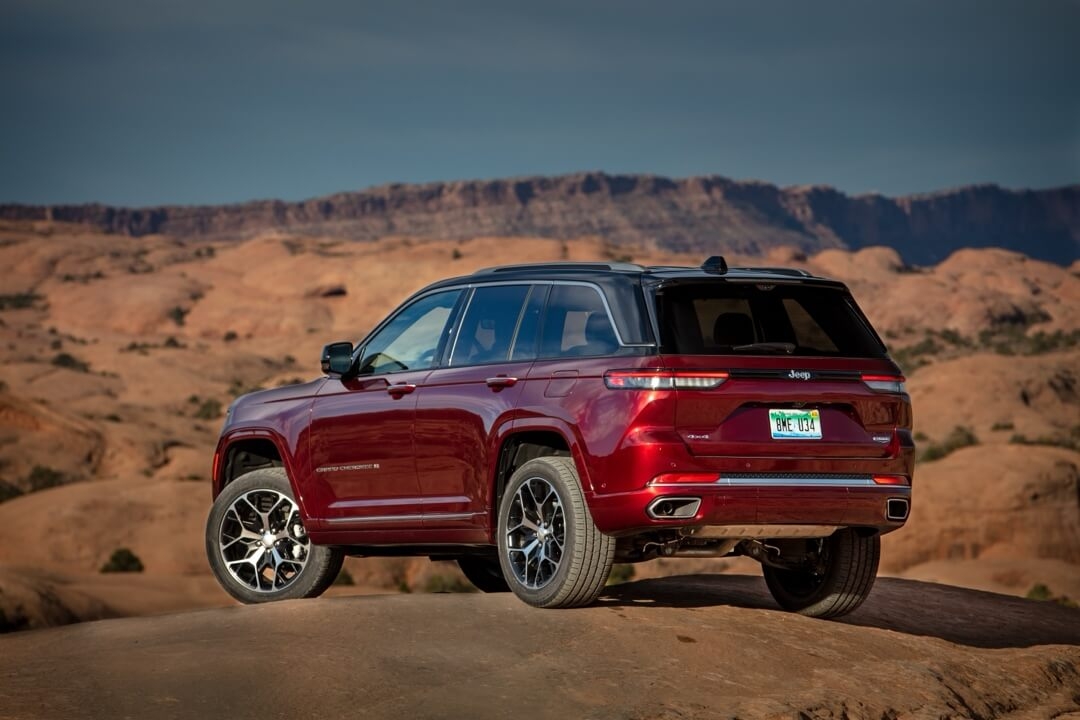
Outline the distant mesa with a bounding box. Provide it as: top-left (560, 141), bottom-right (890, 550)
top-left (1, 172), bottom-right (1077, 265)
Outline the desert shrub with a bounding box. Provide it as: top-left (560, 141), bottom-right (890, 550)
top-left (1010, 433), bottom-right (1080, 452)
top-left (0, 292), bottom-right (42, 310)
top-left (223, 330), bottom-right (238, 342)
top-left (607, 564), bottom-right (636, 585)
top-left (0, 607), bottom-right (29, 633)
top-left (333, 568), bottom-right (355, 586)
top-left (100, 548), bottom-right (144, 573)
top-left (104, 413), bottom-right (122, 423)
top-left (26, 465), bottom-right (64, 491)
top-left (228, 379), bottom-right (264, 397)
top-left (51, 353), bottom-right (89, 372)
top-left (0, 479), bottom-right (23, 504)
top-left (422, 574), bottom-right (477, 593)
top-left (1026, 583), bottom-right (1078, 608)
top-left (451, 248), bottom-right (463, 260)
top-left (194, 398), bottom-right (222, 420)
top-left (168, 306), bottom-right (188, 326)
top-left (0, 380), bottom-right (7, 393)
top-left (918, 426), bottom-right (978, 463)
top-left (914, 431), bottom-right (928, 442)
top-left (991, 421), bottom-right (1014, 431)
top-left (163, 336), bottom-right (184, 349)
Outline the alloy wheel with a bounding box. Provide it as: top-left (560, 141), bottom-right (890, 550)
top-left (218, 488), bottom-right (310, 593)
top-left (504, 477), bottom-right (565, 589)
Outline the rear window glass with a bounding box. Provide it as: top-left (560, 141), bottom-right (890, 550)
top-left (655, 282), bottom-right (884, 357)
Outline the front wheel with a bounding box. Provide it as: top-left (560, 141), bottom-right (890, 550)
top-left (762, 529), bottom-right (880, 619)
top-left (497, 456), bottom-right (614, 608)
top-left (206, 467), bottom-right (344, 603)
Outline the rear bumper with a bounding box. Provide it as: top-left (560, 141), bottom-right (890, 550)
top-left (587, 474), bottom-right (911, 537)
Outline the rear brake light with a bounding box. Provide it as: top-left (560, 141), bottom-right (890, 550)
top-left (604, 370), bottom-right (729, 390)
top-left (861, 374), bottom-right (906, 394)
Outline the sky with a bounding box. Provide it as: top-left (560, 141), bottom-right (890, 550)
top-left (0, 0), bottom-right (1077, 206)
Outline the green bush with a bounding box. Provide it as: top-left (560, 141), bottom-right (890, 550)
top-left (26, 465), bottom-right (64, 491)
top-left (1026, 583), bottom-right (1079, 608)
top-left (194, 398), bottom-right (222, 420)
top-left (100, 548), bottom-right (144, 573)
top-left (0, 292), bottom-right (42, 310)
top-left (607, 564), bottom-right (636, 585)
top-left (333, 568), bottom-right (355, 586)
top-left (918, 426), bottom-right (978, 463)
top-left (0, 480), bottom-right (24, 504)
top-left (51, 353), bottom-right (89, 373)
top-left (991, 421), bottom-right (1014, 431)
top-left (168, 306), bottom-right (189, 326)
top-left (223, 330), bottom-right (238, 342)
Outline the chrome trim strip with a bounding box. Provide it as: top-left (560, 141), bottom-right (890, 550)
top-left (325, 511), bottom-right (476, 526)
top-left (649, 477), bottom-right (912, 490)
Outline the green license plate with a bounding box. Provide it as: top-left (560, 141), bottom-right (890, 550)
top-left (769, 408), bottom-right (822, 440)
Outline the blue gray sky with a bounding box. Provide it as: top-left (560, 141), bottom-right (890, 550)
top-left (1, 0), bottom-right (1077, 206)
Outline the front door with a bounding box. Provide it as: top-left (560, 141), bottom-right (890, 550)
top-left (306, 288), bottom-right (463, 529)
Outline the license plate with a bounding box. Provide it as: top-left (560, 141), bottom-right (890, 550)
top-left (769, 408), bottom-right (822, 440)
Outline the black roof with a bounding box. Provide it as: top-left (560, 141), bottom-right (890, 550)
top-left (464, 259), bottom-right (832, 284)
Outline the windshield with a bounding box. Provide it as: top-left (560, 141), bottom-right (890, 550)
top-left (654, 281), bottom-right (885, 358)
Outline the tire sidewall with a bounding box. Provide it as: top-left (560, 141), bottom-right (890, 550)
top-left (496, 458), bottom-right (582, 607)
top-left (205, 467), bottom-right (336, 604)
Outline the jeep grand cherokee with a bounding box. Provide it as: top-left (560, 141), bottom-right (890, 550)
top-left (205, 257), bottom-right (913, 616)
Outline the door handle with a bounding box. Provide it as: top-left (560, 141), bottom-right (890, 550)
top-left (485, 376), bottom-right (518, 389)
top-left (386, 383), bottom-right (416, 396)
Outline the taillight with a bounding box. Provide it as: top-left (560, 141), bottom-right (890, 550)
top-left (604, 370), bottom-right (729, 390)
top-left (861, 374), bottom-right (906, 394)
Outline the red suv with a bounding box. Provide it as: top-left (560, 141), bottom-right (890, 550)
top-left (205, 257), bottom-right (913, 617)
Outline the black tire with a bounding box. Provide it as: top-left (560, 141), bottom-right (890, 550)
top-left (206, 467), bottom-right (344, 604)
top-left (497, 457), bottom-right (614, 608)
top-left (456, 556), bottom-right (511, 593)
top-left (762, 529), bottom-right (880, 619)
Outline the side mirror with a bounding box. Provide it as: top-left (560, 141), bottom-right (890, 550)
top-left (320, 341), bottom-right (355, 376)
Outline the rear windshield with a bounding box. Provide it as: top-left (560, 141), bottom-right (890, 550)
top-left (654, 281), bottom-right (885, 358)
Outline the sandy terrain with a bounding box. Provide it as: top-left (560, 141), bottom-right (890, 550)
top-left (1, 575), bottom-right (1079, 719)
top-left (0, 221), bottom-right (1078, 633)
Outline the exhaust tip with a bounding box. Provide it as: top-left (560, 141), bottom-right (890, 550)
top-left (886, 498), bottom-right (910, 521)
top-left (647, 496), bottom-right (701, 520)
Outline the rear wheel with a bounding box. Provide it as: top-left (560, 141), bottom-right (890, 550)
top-left (206, 468), bottom-right (344, 603)
top-left (497, 457), bottom-right (614, 608)
top-left (456, 556), bottom-right (510, 593)
top-left (762, 529), bottom-right (880, 619)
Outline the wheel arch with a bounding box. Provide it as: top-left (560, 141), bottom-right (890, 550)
top-left (489, 421), bottom-right (594, 540)
top-left (213, 430), bottom-right (305, 505)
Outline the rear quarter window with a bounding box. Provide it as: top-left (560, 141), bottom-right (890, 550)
top-left (655, 281), bottom-right (884, 358)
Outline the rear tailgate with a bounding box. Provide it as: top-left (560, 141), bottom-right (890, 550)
top-left (665, 355), bottom-right (907, 458)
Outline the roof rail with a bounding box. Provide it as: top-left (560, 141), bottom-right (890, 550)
top-left (472, 261), bottom-right (643, 275)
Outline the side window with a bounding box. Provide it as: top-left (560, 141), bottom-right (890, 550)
top-left (539, 285), bottom-right (619, 358)
top-left (358, 290), bottom-right (462, 375)
top-left (449, 285), bottom-right (530, 366)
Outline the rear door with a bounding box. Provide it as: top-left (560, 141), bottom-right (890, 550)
top-left (654, 280), bottom-right (908, 459)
